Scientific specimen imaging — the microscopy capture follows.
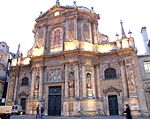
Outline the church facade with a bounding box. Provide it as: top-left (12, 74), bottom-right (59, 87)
top-left (6, 2), bottom-right (149, 116)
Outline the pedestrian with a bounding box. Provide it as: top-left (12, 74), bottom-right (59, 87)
top-left (124, 104), bottom-right (133, 119)
top-left (41, 106), bottom-right (44, 119)
top-left (36, 104), bottom-right (40, 119)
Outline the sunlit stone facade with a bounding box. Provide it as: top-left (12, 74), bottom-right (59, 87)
top-left (6, 2), bottom-right (149, 116)
top-left (0, 42), bottom-right (9, 103)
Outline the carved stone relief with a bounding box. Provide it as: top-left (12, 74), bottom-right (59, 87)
top-left (35, 27), bottom-right (44, 48)
top-left (33, 76), bottom-right (39, 99)
top-left (68, 72), bottom-right (75, 97)
top-left (68, 63), bottom-right (75, 97)
top-left (85, 65), bottom-right (93, 97)
top-left (68, 21), bottom-right (74, 41)
top-left (83, 23), bottom-right (90, 42)
top-left (48, 69), bottom-right (62, 82)
top-left (126, 64), bottom-right (136, 95)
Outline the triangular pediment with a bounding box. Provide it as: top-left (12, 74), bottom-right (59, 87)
top-left (36, 5), bottom-right (75, 20)
top-left (18, 91), bottom-right (28, 96)
top-left (103, 87), bottom-right (121, 94)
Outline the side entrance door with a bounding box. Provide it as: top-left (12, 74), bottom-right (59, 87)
top-left (108, 95), bottom-right (119, 115)
top-left (20, 98), bottom-right (26, 112)
top-left (48, 86), bottom-right (61, 116)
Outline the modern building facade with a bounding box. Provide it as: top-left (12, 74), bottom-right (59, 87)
top-left (6, 1), bottom-right (149, 116)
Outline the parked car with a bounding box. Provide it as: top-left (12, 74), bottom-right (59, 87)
top-left (11, 105), bottom-right (23, 115)
top-left (0, 106), bottom-right (12, 119)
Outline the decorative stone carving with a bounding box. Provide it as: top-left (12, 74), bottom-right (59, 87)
top-left (86, 73), bottom-right (92, 89)
top-left (145, 87), bottom-right (150, 92)
top-left (83, 23), bottom-right (90, 41)
top-left (126, 64), bottom-right (136, 95)
top-left (33, 76), bottom-right (39, 99)
top-left (85, 65), bottom-right (92, 72)
top-left (103, 87), bottom-right (121, 94)
top-left (51, 27), bottom-right (64, 48)
top-left (86, 73), bottom-right (93, 97)
top-left (34, 27), bottom-right (44, 48)
top-left (68, 72), bottom-right (75, 97)
top-left (68, 21), bottom-right (74, 41)
top-left (48, 69), bottom-right (62, 82)
top-left (97, 32), bottom-right (109, 43)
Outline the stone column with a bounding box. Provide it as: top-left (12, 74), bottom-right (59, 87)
top-left (39, 66), bottom-right (43, 100)
top-left (96, 65), bottom-right (101, 98)
top-left (64, 63), bottom-right (69, 98)
top-left (82, 65), bottom-right (86, 98)
top-left (30, 68), bottom-right (35, 99)
top-left (88, 22), bottom-right (92, 43)
top-left (91, 66), bottom-right (96, 98)
top-left (74, 18), bottom-right (77, 41)
top-left (120, 61), bottom-right (128, 98)
top-left (74, 63), bottom-right (79, 97)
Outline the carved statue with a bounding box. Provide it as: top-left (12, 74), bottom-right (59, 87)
top-left (86, 73), bottom-right (92, 89)
top-left (68, 72), bottom-right (75, 97)
top-left (83, 23), bottom-right (90, 41)
top-left (86, 73), bottom-right (93, 97)
top-left (34, 76), bottom-right (39, 98)
top-left (68, 21), bottom-right (74, 41)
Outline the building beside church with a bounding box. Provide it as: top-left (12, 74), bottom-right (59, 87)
top-left (0, 42), bottom-right (9, 104)
top-left (138, 27), bottom-right (150, 114)
top-left (6, 1), bottom-right (149, 116)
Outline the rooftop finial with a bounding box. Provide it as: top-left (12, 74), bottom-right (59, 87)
top-left (128, 30), bottom-right (132, 37)
top-left (115, 32), bottom-right (119, 40)
top-left (120, 20), bottom-right (127, 39)
top-left (91, 7), bottom-right (94, 12)
top-left (73, 1), bottom-right (77, 7)
top-left (39, 11), bottom-right (43, 16)
top-left (16, 44), bottom-right (21, 58)
top-left (56, 0), bottom-right (60, 5)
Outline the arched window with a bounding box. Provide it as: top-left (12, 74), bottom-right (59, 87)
top-left (21, 77), bottom-right (29, 86)
top-left (104, 68), bottom-right (117, 79)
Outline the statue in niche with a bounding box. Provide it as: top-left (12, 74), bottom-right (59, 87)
top-left (54, 29), bottom-right (61, 43)
top-left (86, 73), bottom-right (93, 97)
top-left (34, 76), bottom-right (39, 99)
top-left (68, 21), bottom-right (74, 41)
top-left (86, 73), bottom-right (92, 89)
top-left (83, 23), bottom-right (90, 42)
top-left (68, 72), bottom-right (75, 97)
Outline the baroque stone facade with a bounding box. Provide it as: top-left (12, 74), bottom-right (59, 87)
top-left (6, 2), bottom-right (149, 116)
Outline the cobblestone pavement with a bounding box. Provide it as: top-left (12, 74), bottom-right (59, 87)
top-left (10, 115), bottom-right (150, 119)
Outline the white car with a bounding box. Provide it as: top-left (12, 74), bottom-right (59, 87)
top-left (11, 105), bottom-right (23, 115)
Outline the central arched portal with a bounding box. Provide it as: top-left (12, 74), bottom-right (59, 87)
top-left (48, 86), bottom-right (61, 116)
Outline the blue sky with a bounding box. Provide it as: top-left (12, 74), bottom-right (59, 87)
top-left (0, 0), bottom-right (150, 56)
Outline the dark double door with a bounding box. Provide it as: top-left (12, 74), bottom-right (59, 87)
top-left (108, 95), bottom-right (119, 115)
top-left (48, 86), bottom-right (61, 116)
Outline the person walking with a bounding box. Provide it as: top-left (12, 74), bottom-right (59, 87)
top-left (124, 104), bottom-right (133, 119)
top-left (36, 104), bottom-right (40, 119)
top-left (41, 106), bottom-right (44, 119)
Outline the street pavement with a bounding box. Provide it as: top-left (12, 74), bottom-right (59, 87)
top-left (10, 115), bottom-right (150, 119)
